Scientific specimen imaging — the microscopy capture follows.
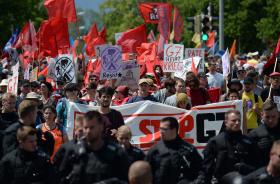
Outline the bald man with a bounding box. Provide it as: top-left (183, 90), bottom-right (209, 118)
top-left (129, 161), bottom-right (152, 184)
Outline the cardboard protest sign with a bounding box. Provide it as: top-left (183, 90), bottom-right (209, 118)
top-left (68, 100), bottom-right (243, 151)
top-left (100, 45), bottom-right (122, 80)
top-left (7, 62), bottom-right (19, 95)
top-left (163, 44), bottom-right (184, 72)
top-left (29, 67), bottom-right (38, 82)
top-left (115, 60), bottom-right (140, 90)
top-left (185, 48), bottom-right (205, 72)
top-left (174, 57), bottom-right (201, 80)
top-left (48, 54), bottom-right (76, 83)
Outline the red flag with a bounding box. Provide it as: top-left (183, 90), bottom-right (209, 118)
top-left (147, 30), bottom-right (156, 42)
top-left (138, 3), bottom-right (166, 24)
top-left (44, 0), bottom-right (77, 23)
top-left (85, 36), bottom-right (106, 57)
top-left (99, 27), bottom-right (107, 42)
top-left (14, 21), bottom-right (38, 52)
top-left (206, 31), bottom-right (215, 48)
top-left (157, 3), bottom-right (172, 40)
top-left (38, 18), bottom-right (70, 58)
top-left (264, 38), bottom-right (280, 70)
top-left (157, 34), bottom-right (168, 58)
top-left (229, 39), bottom-right (237, 59)
top-left (173, 7), bottom-right (184, 42)
top-left (84, 23), bottom-right (98, 44)
top-left (191, 57), bottom-right (198, 75)
top-left (117, 24), bottom-right (147, 53)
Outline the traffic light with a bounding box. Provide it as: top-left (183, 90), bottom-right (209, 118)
top-left (201, 16), bottom-right (210, 42)
top-left (187, 15), bottom-right (201, 33)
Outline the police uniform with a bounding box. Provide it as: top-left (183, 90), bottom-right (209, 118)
top-left (0, 148), bottom-right (56, 184)
top-left (200, 130), bottom-right (261, 184)
top-left (2, 121), bottom-right (54, 156)
top-left (62, 138), bottom-right (130, 184)
top-left (248, 123), bottom-right (280, 166)
top-left (243, 167), bottom-right (280, 184)
top-left (146, 136), bottom-right (203, 184)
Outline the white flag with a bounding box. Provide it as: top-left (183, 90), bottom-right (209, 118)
top-left (222, 48), bottom-right (230, 77)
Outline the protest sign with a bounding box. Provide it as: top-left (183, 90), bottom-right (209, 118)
top-left (7, 62), bottom-right (19, 95)
top-left (48, 54), bottom-right (76, 83)
top-left (185, 48), bottom-right (205, 72)
top-left (100, 45), bottom-right (122, 80)
top-left (68, 100), bottom-right (243, 151)
top-left (23, 64), bottom-right (30, 80)
top-left (115, 60), bottom-right (140, 90)
top-left (163, 44), bottom-right (184, 72)
top-left (29, 67), bottom-right (38, 82)
top-left (174, 57), bottom-right (201, 80)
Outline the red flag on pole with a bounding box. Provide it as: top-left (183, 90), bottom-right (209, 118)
top-left (157, 3), bottom-right (172, 40)
top-left (264, 38), bottom-right (280, 70)
top-left (117, 24), bottom-right (147, 53)
top-left (173, 7), bottom-right (184, 42)
top-left (99, 27), bottom-right (107, 42)
top-left (44, 0), bottom-right (77, 23)
top-left (38, 18), bottom-right (70, 58)
top-left (138, 3), bottom-right (166, 24)
top-left (84, 23), bottom-right (98, 44)
top-left (206, 31), bottom-right (215, 48)
top-left (229, 39), bottom-right (237, 59)
top-left (191, 57), bottom-right (198, 75)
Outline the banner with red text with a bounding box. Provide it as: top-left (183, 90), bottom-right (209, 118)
top-left (67, 100), bottom-right (243, 150)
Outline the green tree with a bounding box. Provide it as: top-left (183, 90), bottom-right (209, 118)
top-left (0, 0), bottom-right (47, 48)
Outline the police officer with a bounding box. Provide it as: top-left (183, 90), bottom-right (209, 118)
top-left (146, 117), bottom-right (203, 184)
top-left (243, 140), bottom-right (280, 184)
top-left (58, 110), bottom-right (130, 184)
top-left (0, 126), bottom-right (56, 184)
top-left (200, 109), bottom-right (261, 184)
top-left (248, 99), bottom-right (280, 166)
top-left (2, 100), bottom-right (54, 157)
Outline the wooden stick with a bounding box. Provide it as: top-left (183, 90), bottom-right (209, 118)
top-left (268, 57), bottom-right (278, 99)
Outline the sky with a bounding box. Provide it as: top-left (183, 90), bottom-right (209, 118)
top-left (75, 0), bottom-right (104, 11)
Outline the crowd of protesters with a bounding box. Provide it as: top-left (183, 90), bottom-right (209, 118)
top-left (0, 50), bottom-right (280, 184)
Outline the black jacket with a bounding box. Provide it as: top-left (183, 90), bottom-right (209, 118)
top-left (2, 121), bottom-right (54, 157)
top-left (55, 138), bottom-right (130, 184)
top-left (201, 130), bottom-right (261, 184)
top-left (248, 123), bottom-right (280, 166)
top-left (146, 136), bottom-right (203, 184)
top-left (0, 148), bottom-right (56, 184)
top-left (243, 167), bottom-right (280, 184)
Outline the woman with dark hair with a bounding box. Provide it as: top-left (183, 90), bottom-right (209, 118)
top-left (37, 105), bottom-right (68, 160)
top-left (186, 76), bottom-right (211, 106)
top-left (40, 82), bottom-right (56, 108)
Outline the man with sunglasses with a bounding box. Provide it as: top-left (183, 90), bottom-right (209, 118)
top-left (237, 66), bottom-right (246, 84)
top-left (146, 117), bottom-right (202, 184)
top-left (261, 72), bottom-right (280, 106)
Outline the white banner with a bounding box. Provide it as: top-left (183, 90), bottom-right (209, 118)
top-left (7, 62), bottom-right (19, 95)
top-left (163, 44), bottom-right (184, 72)
top-left (67, 100), bottom-right (243, 151)
top-left (48, 54), bottom-right (76, 83)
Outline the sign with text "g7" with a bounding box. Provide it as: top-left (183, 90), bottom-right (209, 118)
top-left (7, 62), bottom-right (19, 95)
top-left (163, 44), bottom-right (184, 72)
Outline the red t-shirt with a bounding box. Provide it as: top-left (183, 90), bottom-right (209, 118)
top-left (112, 97), bottom-right (130, 106)
top-left (187, 87), bottom-right (210, 107)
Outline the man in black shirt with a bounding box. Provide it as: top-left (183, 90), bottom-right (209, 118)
top-left (261, 72), bottom-right (280, 105)
top-left (97, 86), bottom-right (125, 141)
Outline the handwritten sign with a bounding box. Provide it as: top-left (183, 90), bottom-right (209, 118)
top-left (163, 44), bottom-right (184, 72)
top-left (100, 45), bottom-right (122, 80)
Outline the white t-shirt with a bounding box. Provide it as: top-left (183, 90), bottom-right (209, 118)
top-left (207, 72), bottom-right (225, 89)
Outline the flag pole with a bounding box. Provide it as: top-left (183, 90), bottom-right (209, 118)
top-left (268, 57), bottom-right (278, 99)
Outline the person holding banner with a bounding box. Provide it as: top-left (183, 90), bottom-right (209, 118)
top-left (260, 72), bottom-right (280, 105)
top-left (146, 117), bottom-right (203, 184)
top-left (200, 110), bottom-right (261, 184)
top-left (152, 78), bottom-right (176, 103)
top-left (165, 78), bottom-right (187, 107)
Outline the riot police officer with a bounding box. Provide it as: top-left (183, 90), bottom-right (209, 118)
top-left (146, 117), bottom-right (203, 184)
top-left (243, 140), bottom-right (280, 184)
top-left (0, 126), bottom-right (56, 184)
top-left (248, 100), bottom-right (280, 166)
top-left (58, 110), bottom-right (130, 184)
top-left (200, 109), bottom-right (261, 184)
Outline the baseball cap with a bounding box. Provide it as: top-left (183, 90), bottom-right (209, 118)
top-left (138, 78), bottom-right (150, 85)
top-left (270, 72), bottom-right (280, 77)
top-left (26, 92), bottom-right (41, 100)
top-left (0, 79), bottom-right (8, 87)
top-left (116, 85), bottom-right (129, 96)
top-left (243, 77), bottom-right (254, 84)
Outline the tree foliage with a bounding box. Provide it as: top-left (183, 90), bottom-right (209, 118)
top-left (0, 0), bottom-right (47, 47)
